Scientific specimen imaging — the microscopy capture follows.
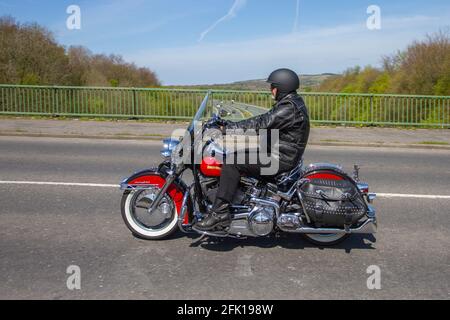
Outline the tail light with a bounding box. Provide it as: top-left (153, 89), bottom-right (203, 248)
top-left (357, 182), bottom-right (369, 194)
top-left (357, 182), bottom-right (376, 203)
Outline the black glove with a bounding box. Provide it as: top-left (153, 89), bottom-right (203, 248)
top-left (204, 118), bottom-right (220, 130)
top-left (216, 117), bottom-right (228, 127)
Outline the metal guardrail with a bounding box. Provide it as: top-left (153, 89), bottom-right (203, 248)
top-left (0, 85), bottom-right (449, 127)
top-left (0, 85), bottom-right (207, 120)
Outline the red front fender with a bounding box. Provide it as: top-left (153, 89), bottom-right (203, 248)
top-left (121, 168), bottom-right (191, 225)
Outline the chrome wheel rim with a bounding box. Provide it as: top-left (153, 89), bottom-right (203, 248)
top-left (129, 188), bottom-right (175, 232)
top-left (305, 233), bottom-right (346, 243)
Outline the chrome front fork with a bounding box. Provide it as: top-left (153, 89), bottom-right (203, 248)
top-left (147, 172), bottom-right (176, 214)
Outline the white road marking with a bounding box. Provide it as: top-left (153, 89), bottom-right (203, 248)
top-left (0, 181), bottom-right (450, 199)
top-left (0, 181), bottom-right (118, 188)
top-left (376, 193), bottom-right (450, 199)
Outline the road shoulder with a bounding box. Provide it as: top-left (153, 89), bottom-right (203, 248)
top-left (1, 118), bottom-right (449, 150)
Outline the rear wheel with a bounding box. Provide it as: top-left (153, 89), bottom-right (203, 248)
top-left (121, 187), bottom-right (178, 240)
top-left (302, 233), bottom-right (349, 246)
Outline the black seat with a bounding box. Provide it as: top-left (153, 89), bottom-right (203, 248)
top-left (261, 160), bottom-right (304, 192)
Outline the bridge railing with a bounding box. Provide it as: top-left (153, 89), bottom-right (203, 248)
top-left (0, 85), bottom-right (208, 119)
top-left (0, 85), bottom-right (449, 127)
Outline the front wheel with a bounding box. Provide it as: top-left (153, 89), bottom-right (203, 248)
top-left (121, 187), bottom-right (179, 240)
top-left (302, 233), bottom-right (349, 246)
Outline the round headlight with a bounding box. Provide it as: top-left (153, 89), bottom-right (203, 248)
top-left (160, 138), bottom-right (180, 159)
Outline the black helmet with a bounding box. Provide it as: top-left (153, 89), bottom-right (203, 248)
top-left (266, 68), bottom-right (300, 93)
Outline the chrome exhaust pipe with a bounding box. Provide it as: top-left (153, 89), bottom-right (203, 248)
top-left (283, 218), bottom-right (377, 234)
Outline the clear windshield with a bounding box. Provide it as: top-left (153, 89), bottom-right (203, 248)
top-left (187, 92), bottom-right (211, 133)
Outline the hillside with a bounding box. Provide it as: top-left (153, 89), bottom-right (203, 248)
top-left (0, 16), bottom-right (160, 87)
top-left (317, 30), bottom-right (450, 96)
top-left (169, 74), bottom-right (336, 91)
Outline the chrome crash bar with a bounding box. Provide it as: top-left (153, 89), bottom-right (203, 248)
top-left (178, 186), bottom-right (194, 233)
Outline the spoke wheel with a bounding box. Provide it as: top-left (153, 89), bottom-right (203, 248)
top-left (121, 188), bottom-right (178, 240)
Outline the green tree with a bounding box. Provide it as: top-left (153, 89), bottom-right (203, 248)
top-left (316, 30), bottom-right (450, 96)
top-left (0, 16), bottom-right (161, 87)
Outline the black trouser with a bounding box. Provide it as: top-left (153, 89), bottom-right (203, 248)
top-left (215, 152), bottom-right (293, 205)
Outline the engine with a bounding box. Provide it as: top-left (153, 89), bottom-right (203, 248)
top-left (277, 213), bottom-right (302, 229)
top-left (200, 176), bottom-right (282, 237)
top-left (200, 176), bottom-right (263, 206)
top-left (248, 205), bottom-right (276, 236)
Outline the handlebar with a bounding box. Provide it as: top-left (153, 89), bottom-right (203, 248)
top-left (203, 114), bottom-right (226, 131)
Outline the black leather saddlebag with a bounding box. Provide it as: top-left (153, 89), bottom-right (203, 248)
top-left (298, 178), bottom-right (367, 227)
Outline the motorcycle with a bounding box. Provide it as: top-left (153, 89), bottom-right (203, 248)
top-left (120, 93), bottom-right (377, 246)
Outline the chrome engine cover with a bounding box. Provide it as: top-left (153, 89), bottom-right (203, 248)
top-left (277, 213), bottom-right (302, 229)
top-left (248, 206), bottom-right (275, 236)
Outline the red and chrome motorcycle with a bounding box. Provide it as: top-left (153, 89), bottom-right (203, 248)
top-left (120, 93), bottom-right (377, 246)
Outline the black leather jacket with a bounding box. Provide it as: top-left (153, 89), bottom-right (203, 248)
top-left (225, 93), bottom-right (310, 168)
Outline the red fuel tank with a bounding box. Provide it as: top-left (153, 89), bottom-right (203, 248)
top-left (200, 157), bottom-right (222, 177)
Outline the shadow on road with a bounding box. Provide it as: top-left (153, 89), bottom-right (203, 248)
top-left (184, 232), bottom-right (376, 253)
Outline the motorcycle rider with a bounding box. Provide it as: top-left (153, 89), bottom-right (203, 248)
top-left (195, 68), bottom-right (310, 231)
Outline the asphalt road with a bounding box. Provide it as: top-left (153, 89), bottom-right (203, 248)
top-left (212, 100), bottom-right (267, 120)
top-left (0, 136), bottom-right (449, 300)
top-left (232, 102), bottom-right (267, 117)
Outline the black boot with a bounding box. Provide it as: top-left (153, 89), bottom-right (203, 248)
top-left (195, 199), bottom-right (231, 231)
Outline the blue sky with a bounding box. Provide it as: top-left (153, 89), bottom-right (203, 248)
top-left (1, 0), bottom-right (449, 84)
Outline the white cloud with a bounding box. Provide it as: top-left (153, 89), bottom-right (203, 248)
top-left (126, 14), bottom-right (447, 85)
top-left (198, 0), bottom-right (247, 42)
